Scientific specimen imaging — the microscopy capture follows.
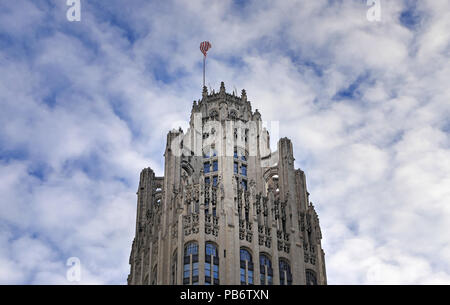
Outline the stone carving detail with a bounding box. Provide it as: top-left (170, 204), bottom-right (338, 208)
top-left (255, 194), bottom-right (261, 214)
top-left (277, 230), bottom-right (290, 253)
top-left (299, 212), bottom-right (305, 231)
top-left (172, 221), bottom-right (178, 238)
top-left (303, 243), bottom-right (316, 265)
top-left (239, 228), bottom-right (245, 240)
top-left (205, 214), bottom-right (219, 237)
top-left (246, 230), bottom-right (252, 242)
top-left (183, 213), bottom-right (199, 235)
top-left (258, 225), bottom-right (271, 248)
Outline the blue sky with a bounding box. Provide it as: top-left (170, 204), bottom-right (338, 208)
top-left (0, 0), bottom-right (449, 284)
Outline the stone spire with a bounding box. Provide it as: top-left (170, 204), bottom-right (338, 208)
top-left (202, 85), bottom-right (208, 99)
top-left (241, 89), bottom-right (247, 102)
top-left (219, 81), bottom-right (226, 96)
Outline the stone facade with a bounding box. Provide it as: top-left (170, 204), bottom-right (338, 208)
top-left (127, 83), bottom-right (326, 285)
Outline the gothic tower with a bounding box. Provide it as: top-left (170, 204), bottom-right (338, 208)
top-left (127, 83), bottom-right (326, 285)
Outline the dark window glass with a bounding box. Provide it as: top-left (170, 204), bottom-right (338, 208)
top-left (241, 180), bottom-right (247, 190)
top-left (204, 163), bottom-right (210, 173)
top-left (193, 262), bottom-right (198, 276)
top-left (248, 270), bottom-right (253, 284)
top-left (213, 160), bottom-right (218, 171)
top-left (306, 269), bottom-right (317, 285)
top-left (206, 243), bottom-right (217, 257)
top-left (183, 242), bottom-right (198, 285)
top-left (234, 162), bottom-right (238, 174)
top-left (205, 243), bottom-right (219, 285)
top-left (183, 264), bottom-right (190, 279)
top-left (240, 249), bottom-right (253, 285)
top-left (241, 165), bottom-right (247, 176)
top-left (213, 264), bottom-right (219, 279)
top-left (279, 259), bottom-right (292, 285)
top-left (205, 177), bottom-right (210, 185)
top-left (213, 176), bottom-right (218, 186)
top-left (240, 249), bottom-right (252, 262)
top-left (205, 263), bottom-right (211, 282)
top-left (259, 254), bottom-right (272, 285)
top-left (185, 243), bottom-right (198, 256)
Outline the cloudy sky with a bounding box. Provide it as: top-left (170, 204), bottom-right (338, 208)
top-left (0, 0), bottom-right (449, 284)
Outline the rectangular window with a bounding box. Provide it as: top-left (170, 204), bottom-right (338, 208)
top-left (213, 176), bottom-right (218, 186)
top-left (280, 271), bottom-right (285, 285)
top-left (212, 207), bottom-right (216, 217)
top-left (241, 180), bottom-right (247, 190)
top-left (204, 163), bottom-right (210, 173)
top-left (183, 264), bottom-right (190, 279)
top-left (241, 165), bottom-right (247, 176)
top-left (205, 262), bottom-right (211, 278)
top-left (213, 265), bottom-right (219, 279)
top-left (234, 150), bottom-right (238, 159)
top-left (205, 177), bottom-right (210, 185)
top-left (234, 162), bottom-right (238, 174)
top-left (240, 268), bottom-right (246, 284)
top-left (248, 270), bottom-right (253, 284)
top-left (212, 160), bottom-right (218, 171)
top-left (194, 201), bottom-right (199, 213)
top-left (193, 262), bottom-right (198, 277)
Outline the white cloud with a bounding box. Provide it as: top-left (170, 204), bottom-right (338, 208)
top-left (0, 0), bottom-right (449, 284)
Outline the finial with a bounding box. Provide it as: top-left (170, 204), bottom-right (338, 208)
top-left (241, 89), bottom-right (247, 102)
top-left (220, 81), bottom-right (225, 94)
top-left (202, 86), bottom-right (208, 99)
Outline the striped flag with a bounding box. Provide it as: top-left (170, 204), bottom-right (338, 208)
top-left (200, 41), bottom-right (212, 57)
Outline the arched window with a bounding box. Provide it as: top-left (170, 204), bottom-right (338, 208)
top-left (306, 269), bottom-right (317, 285)
top-left (279, 259), bottom-right (292, 285)
top-left (205, 242), bottom-right (219, 285)
top-left (240, 248), bottom-right (254, 285)
top-left (183, 242), bottom-right (199, 285)
top-left (259, 254), bottom-right (273, 285)
top-left (171, 251), bottom-right (177, 285)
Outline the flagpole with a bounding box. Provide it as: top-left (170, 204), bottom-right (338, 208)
top-left (203, 55), bottom-right (206, 88)
top-left (200, 41), bottom-right (211, 88)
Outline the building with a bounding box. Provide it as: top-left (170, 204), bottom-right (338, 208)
top-left (127, 82), bottom-right (326, 285)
